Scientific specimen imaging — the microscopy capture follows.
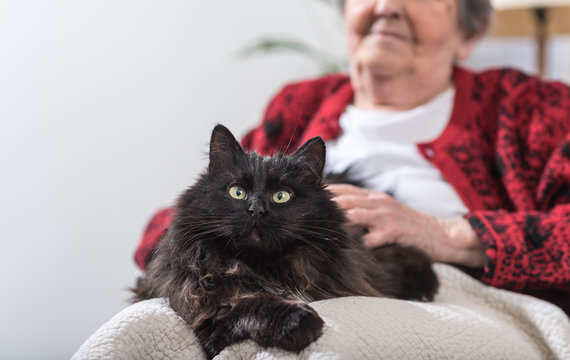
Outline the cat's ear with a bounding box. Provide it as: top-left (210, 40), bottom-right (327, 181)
top-left (293, 136), bottom-right (326, 179)
top-left (209, 124), bottom-right (244, 173)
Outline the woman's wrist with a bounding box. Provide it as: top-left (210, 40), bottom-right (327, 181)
top-left (437, 218), bottom-right (485, 268)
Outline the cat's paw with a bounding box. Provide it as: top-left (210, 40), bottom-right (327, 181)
top-left (370, 243), bottom-right (439, 301)
top-left (402, 267), bottom-right (439, 301)
top-left (256, 302), bottom-right (324, 353)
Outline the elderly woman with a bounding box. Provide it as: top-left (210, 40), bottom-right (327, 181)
top-left (136, 0), bottom-right (570, 315)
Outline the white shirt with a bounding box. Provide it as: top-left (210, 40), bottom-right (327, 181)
top-left (325, 87), bottom-right (468, 219)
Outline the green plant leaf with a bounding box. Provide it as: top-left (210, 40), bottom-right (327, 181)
top-left (234, 0), bottom-right (346, 75)
top-left (236, 38), bottom-right (321, 60)
top-left (236, 37), bottom-right (346, 73)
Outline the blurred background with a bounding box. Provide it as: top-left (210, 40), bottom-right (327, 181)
top-left (0, 0), bottom-right (569, 359)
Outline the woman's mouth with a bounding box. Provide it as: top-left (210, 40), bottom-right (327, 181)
top-left (369, 30), bottom-right (408, 42)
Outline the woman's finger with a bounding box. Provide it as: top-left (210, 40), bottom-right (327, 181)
top-left (345, 207), bottom-right (383, 227)
top-left (327, 183), bottom-right (369, 196)
top-left (333, 194), bottom-right (393, 210)
top-left (362, 230), bottom-right (393, 248)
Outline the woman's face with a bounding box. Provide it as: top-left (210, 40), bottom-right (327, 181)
top-left (344, 0), bottom-right (474, 77)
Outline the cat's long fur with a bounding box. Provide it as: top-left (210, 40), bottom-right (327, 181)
top-left (132, 125), bottom-right (438, 359)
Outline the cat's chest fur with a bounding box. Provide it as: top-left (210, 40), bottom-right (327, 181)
top-left (227, 250), bottom-right (323, 303)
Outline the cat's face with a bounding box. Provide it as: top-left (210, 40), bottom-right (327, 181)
top-left (178, 125), bottom-right (341, 260)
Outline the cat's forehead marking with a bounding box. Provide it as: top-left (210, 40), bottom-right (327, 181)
top-left (246, 154), bottom-right (289, 185)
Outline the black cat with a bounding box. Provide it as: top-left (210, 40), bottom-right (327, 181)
top-left (132, 124), bottom-right (438, 359)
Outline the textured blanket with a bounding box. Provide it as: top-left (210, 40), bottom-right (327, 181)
top-left (73, 264), bottom-right (570, 360)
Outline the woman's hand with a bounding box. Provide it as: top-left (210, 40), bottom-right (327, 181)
top-left (328, 184), bottom-right (485, 268)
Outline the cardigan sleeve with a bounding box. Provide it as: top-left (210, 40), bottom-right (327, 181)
top-left (241, 74), bottom-right (350, 154)
top-left (463, 74), bottom-right (570, 295)
top-left (239, 84), bottom-right (294, 155)
top-left (134, 208), bottom-right (173, 270)
top-left (240, 81), bottom-right (316, 155)
top-left (466, 205), bottom-right (570, 293)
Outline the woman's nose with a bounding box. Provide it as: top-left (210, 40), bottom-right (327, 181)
top-left (373, 0), bottom-right (403, 19)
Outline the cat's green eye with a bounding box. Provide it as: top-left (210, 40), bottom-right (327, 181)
top-left (272, 190), bottom-right (291, 203)
top-left (229, 185), bottom-right (246, 200)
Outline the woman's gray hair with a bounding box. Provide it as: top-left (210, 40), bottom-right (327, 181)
top-left (457, 0), bottom-right (494, 39)
top-left (338, 0), bottom-right (494, 40)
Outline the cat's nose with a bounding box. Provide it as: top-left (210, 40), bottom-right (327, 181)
top-left (248, 198), bottom-right (266, 217)
top-left (249, 208), bottom-right (265, 217)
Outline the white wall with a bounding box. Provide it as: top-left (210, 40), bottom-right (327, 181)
top-left (0, 1), bottom-right (568, 359)
top-left (463, 35), bottom-right (570, 81)
top-left (0, 1), bottom-right (344, 359)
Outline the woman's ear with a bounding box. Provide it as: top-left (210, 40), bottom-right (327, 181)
top-left (456, 36), bottom-right (480, 61)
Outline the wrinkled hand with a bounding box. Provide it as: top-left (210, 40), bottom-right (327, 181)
top-left (328, 184), bottom-right (485, 268)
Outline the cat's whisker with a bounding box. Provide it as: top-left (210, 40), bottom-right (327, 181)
top-left (278, 228), bottom-right (337, 263)
top-left (298, 224), bottom-right (361, 244)
top-left (296, 226), bottom-right (348, 240)
top-left (284, 113), bottom-right (302, 154)
top-left (222, 234), bottom-right (237, 254)
top-left (179, 229), bottom-right (222, 248)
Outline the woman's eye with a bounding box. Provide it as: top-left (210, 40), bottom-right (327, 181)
top-left (272, 190), bottom-right (292, 203)
top-left (228, 185), bottom-right (247, 200)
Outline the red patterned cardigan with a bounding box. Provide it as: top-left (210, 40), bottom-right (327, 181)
top-left (136, 67), bottom-right (570, 315)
